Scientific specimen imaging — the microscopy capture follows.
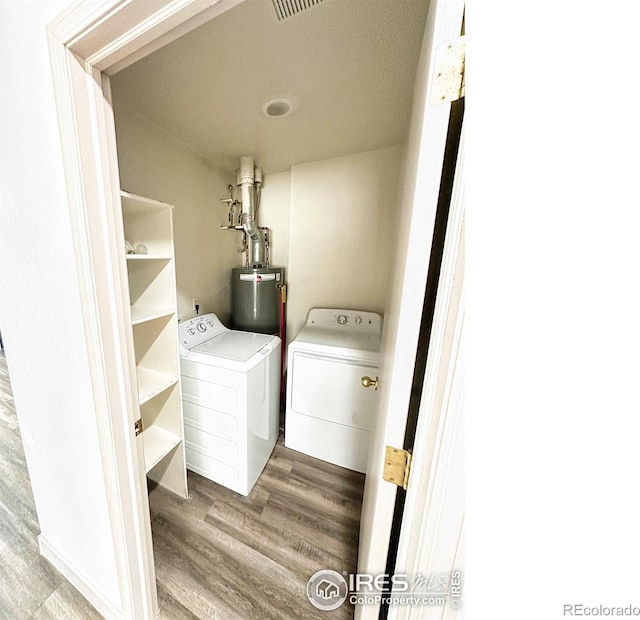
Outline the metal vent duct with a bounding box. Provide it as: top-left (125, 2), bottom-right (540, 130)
top-left (272, 0), bottom-right (325, 21)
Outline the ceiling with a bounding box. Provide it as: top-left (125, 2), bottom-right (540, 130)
top-left (110, 0), bottom-right (429, 175)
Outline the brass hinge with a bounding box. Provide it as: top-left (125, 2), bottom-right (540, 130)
top-left (431, 35), bottom-right (465, 105)
top-left (383, 446), bottom-right (412, 490)
top-left (134, 418), bottom-right (144, 436)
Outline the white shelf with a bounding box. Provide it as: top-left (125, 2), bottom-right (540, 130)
top-left (121, 190), bottom-right (174, 211)
top-left (142, 425), bottom-right (182, 473)
top-left (126, 254), bottom-right (172, 261)
top-left (136, 367), bottom-right (178, 405)
top-left (122, 189), bottom-right (187, 498)
top-left (131, 307), bottom-right (174, 326)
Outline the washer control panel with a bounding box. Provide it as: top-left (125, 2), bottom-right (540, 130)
top-left (179, 313), bottom-right (227, 352)
top-left (305, 308), bottom-right (382, 335)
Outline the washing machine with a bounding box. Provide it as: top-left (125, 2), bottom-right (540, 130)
top-left (285, 308), bottom-right (382, 473)
top-left (178, 313), bottom-right (280, 496)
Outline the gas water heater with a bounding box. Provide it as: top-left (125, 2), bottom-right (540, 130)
top-left (227, 156), bottom-right (285, 335)
top-left (232, 266), bottom-right (285, 334)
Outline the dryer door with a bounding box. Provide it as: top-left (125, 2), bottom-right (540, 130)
top-left (290, 351), bottom-right (379, 431)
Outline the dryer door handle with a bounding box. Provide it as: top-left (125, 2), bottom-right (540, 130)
top-left (361, 375), bottom-right (379, 391)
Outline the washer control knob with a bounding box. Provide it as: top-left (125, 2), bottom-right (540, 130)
top-left (197, 323), bottom-right (207, 333)
top-left (337, 314), bottom-right (348, 325)
top-left (354, 316), bottom-right (363, 325)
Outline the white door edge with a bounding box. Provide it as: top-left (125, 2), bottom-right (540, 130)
top-left (356, 1), bottom-right (465, 618)
top-left (390, 123), bottom-right (465, 620)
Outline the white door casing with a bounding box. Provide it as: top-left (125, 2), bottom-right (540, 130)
top-left (356, 1), bottom-right (464, 618)
top-left (46, 34), bottom-right (156, 620)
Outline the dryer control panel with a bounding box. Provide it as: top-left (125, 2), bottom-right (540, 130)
top-left (304, 308), bottom-right (382, 335)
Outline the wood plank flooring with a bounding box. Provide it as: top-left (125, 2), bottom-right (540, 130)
top-left (0, 351), bottom-right (103, 619)
top-left (151, 442), bottom-right (364, 619)
top-left (0, 350), bottom-right (365, 619)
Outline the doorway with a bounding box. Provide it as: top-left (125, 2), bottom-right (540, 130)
top-left (106, 1), bottom-right (427, 614)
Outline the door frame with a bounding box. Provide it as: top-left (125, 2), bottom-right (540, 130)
top-left (47, 1), bottom-right (248, 617)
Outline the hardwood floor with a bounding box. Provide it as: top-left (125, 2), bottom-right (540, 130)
top-left (151, 442), bottom-right (364, 619)
top-left (0, 351), bottom-right (102, 619)
top-left (0, 350), bottom-right (365, 619)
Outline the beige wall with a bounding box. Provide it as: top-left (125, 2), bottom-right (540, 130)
top-left (0, 0), bottom-right (122, 612)
top-left (256, 170), bottom-right (291, 272)
top-left (286, 147), bottom-right (403, 341)
top-left (113, 102), bottom-right (238, 324)
top-left (113, 109), bottom-right (402, 342)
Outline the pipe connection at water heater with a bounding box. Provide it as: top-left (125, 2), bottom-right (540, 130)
top-left (237, 156), bottom-right (266, 269)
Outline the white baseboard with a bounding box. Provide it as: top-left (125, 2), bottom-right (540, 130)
top-left (38, 535), bottom-right (122, 619)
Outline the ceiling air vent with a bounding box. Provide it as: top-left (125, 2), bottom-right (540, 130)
top-left (272, 0), bottom-right (325, 21)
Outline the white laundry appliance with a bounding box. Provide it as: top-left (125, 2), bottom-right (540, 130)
top-left (178, 313), bottom-right (280, 496)
top-left (285, 308), bottom-right (382, 473)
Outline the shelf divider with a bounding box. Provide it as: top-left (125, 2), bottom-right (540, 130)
top-left (142, 425), bottom-right (182, 473)
top-left (136, 367), bottom-right (178, 405)
top-left (131, 308), bottom-right (174, 326)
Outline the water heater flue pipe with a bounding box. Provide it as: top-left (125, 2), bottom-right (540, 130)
top-left (238, 156), bottom-right (266, 268)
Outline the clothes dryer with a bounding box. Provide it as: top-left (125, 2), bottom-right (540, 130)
top-left (285, 308), bottom-right (382, 473)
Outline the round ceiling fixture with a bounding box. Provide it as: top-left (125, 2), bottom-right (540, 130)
top-left (262, 97), bottom-right (294, 118)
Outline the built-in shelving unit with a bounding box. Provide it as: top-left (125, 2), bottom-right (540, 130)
top-left (121, 190), bottom-right (188, 498)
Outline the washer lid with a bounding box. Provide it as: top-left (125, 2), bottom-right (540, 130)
top-left (192, 330), bottom-right (276, 362)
